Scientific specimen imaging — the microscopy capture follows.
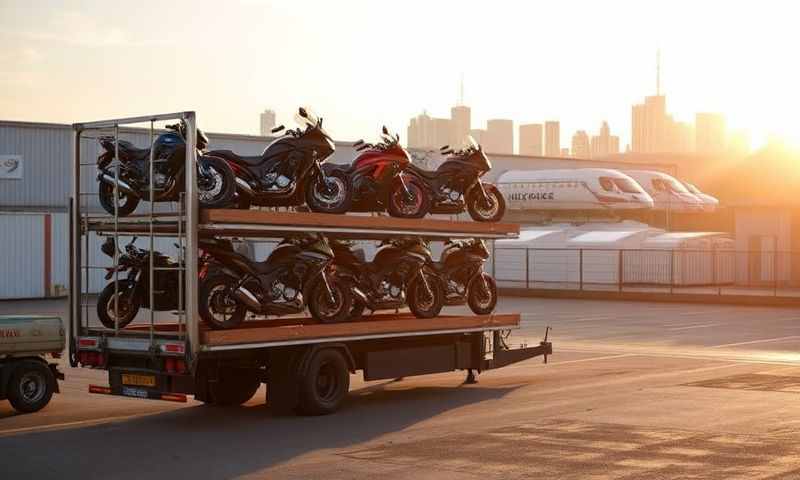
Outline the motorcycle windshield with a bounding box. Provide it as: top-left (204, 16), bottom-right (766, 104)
top-left (461, 135), bottom-right (479, 150)
top-left (294, 107), bottom-right (320, 130)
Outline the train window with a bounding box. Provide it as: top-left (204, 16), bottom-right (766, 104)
top-left (612, 178), bottom-right (642, 193)
top-left (599, 177), bottom-right (615, 191)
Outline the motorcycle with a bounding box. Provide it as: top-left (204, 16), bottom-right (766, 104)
top-left (96, 122), bottom-right (236, 216)
top-left (198, 234), bottom-right (352, 329)
top-left (431, 239), bottom-right (497, 315)
top-left (331, 238), bottom-right (444, 320)
top-left (405, 136), bottom-right (506, 222)
top-left (325, 126), bottom-right (429, 218)
top-left (207, 107), bottom-right (350, 213)
top-left (96, 236), bottom-right (187, 329)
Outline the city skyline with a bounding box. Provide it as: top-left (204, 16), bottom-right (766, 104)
top-left (2, 1), bottom-right (798, 151)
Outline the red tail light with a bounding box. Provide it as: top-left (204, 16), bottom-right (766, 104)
top-left (79, 351), bottom-right (106, 367)
top-left (89, 385), bottom-right (112, 395)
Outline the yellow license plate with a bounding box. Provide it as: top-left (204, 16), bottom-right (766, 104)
top-left (121, 374), bottom-right (156, 387)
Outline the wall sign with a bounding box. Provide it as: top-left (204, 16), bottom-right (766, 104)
top-left (0, 155), bottom-right (23, 179)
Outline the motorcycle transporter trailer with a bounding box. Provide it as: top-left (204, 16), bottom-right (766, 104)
top-left (69, 112), bottom-right (552, 415)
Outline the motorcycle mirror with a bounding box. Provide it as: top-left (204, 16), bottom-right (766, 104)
top-left (382, 125), bottom-right (389, 135)
top-left (353, 139), bottom-right (364, 147)
top-left (395, 133), bottom-right (400, 142)
top-left (440, 145), bottom-right (449, 151)
top-left (271, 125), bottom-right (285, 134)
top-left (130, 236), bottom-right (138, 244)
top-left (298, 107), bottom-right (307, 118)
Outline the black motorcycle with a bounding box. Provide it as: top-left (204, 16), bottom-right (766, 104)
top-left (96, 122), bottom-right (236, 216)
top-left (198, 234), bottom-right (352, 329)
top-left (208, 107), bottom-right (350, 213)
top-left (405, 136), bottom-right (506, 222)
top-left (432, 239), bottom-right (497, 315)
top-left (331, 238), bottom-right (444, 320)
top-left (96, 236), bottom-right (184, 329)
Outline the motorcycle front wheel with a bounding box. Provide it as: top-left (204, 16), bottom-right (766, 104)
top-left (197, 156), bottom-right (236, 209)
top-left (467, 183), bottom-right (506, 222)
top-left (306, 171), bottom-right (352, 214)
top-left (387, 176), bottom-right (430, 219)
top-left (467, 272), bottom-right (497, 315)
top-left (307, 276), bottom-right (353, 323)
top-left (97, 280), bottom-right (141, 329)
top-left (98, 182), bottom-right (140, 217)
top-left (199, 274), bottom-right (247, 329)
top-left (407, 270), bottom-right (444, 318)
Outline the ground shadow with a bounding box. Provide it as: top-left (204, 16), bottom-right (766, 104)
top-left (0, 379), bottom-right (521, 479)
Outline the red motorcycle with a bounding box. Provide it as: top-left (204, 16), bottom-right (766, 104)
top-left (324, 127), bottom-right (430, 218)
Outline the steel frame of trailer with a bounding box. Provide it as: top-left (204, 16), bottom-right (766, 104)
top-left (69, 112), bottom-right (551, 413)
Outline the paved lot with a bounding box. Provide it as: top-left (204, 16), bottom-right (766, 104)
top-left (3, 297), bottom-right (800, 479)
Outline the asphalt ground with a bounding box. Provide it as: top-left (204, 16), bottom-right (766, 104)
top-left (2, 297), bottom-right (800, 479)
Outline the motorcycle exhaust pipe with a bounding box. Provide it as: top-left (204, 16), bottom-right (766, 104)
top-left (99, 173), bottom-right (140, 198)
top-left (351, 286), bottom-right (370, 305)
top-left (235, 177), bottom-right (256, 197)
top-left (232, 286), bottom-right (262, 311)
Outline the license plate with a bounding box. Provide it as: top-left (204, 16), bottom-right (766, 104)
top-left (121, 374), bottom-right (156, 387)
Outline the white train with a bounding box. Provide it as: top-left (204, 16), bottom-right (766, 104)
top-left (680, 181), bottom-right (719, 213)
top-left (496, 168), bottom-right (654, 212)
top-left (621, 170), bottom-right (705, 213)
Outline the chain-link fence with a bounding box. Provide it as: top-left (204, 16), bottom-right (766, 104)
top-left (489, 247), bottom-right (800, 297)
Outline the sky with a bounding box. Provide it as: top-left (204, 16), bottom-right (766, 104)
top-left (1, 0), bottom-right (799, 150)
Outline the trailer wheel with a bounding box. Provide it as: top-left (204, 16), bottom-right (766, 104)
top-left (298, 348), bottom-right (350, 415)
top-left (207, 369), bottom-right (261, 406)
top-left (7, 360), bottom-right (56, 413)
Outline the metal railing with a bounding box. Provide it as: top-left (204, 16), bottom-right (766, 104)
top-left (70, 112), bottom-right (199, 360)
top-left (489, 246), bottom-right (800, 298)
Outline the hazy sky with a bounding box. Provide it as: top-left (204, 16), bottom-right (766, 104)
top-left (1, 0), bottom-right (798, 149)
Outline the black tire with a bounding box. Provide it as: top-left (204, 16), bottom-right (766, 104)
top-left (387, 175), bottom-right (430, 219)
top-left (96, 280), bottom-right (140, 329)
top-left (307, 276), bottom-right (353, 324)
top-left (197, 156), bottom-right (237, 209)
top-left (98, 181), bottom-right (139, 217)
top-left (407, 270), bottom-right (444, 318)
top-left (467, 273), bottom-right (498, 315)
top-left (306, 170), bottom-right (352, 214)
top-left (467, 183), bottom-right (506, 222)
top-left (7, 361), bottom-right (56, 413)
top-left (298, 348), bottom-right (350, 415)
top-left (199, 274), bottom-right (247, 329)
top-left (205, 369), bottom-right (261, 406)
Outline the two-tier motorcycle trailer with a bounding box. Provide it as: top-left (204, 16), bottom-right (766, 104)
top-left (69, 112), bottom-right (552, 414)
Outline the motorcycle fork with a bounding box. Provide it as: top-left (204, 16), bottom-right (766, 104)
top-left (472, 179), bottom-right (491, 204)
top-left (397, 171), bottom-right (413, 198)
top-left (319, 268), bottom-right (337, 304)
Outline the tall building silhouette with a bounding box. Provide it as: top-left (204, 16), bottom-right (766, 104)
top-left (259, 109), bottom-right (276, 136)
top-left (695, 112), bottom-right (726, 154)
top-left (484, 119), bottom-right (514, 154)
top-left (571, 130), bottom-right (591, 159)
top-left (545, 121), bottom-right (560, 157)
top-left (408, 112), bottom-right (452, 150)
top-left (519, 123), bottom-right (543, 156)
top-left (590, 121), bottom-right (620, 159)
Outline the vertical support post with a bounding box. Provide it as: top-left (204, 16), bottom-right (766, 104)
top-left (183, 112), bottom-right (200, 363)
top-left (149, 121), bottom-right (155, 345)
top-left (70, 129), bottom-right (82, 364)
top-left (113, 125), bottom-right (120, 334)
top-left (579, 249), bottom-right (583, 291)
top-left (774, 249), bottom-right (779, 296)
top-left (670, 249), bottom-right (675, 294)
top-left (618, 249), bottom-right (623, 292)
top-left (491, 240), bottom-right (496, 278)
top-left (525, 248), bottom-right (530, 289)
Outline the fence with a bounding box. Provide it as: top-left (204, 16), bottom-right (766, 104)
top-left (489, 246), bottom-right (800, 298)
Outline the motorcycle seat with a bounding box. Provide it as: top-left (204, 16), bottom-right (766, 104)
top-left (408, 164), bottom-right (438, 180)
top-left (208, 149), bottom-right (264, 167)
top-left (117, 140), bottom-right (151, 162)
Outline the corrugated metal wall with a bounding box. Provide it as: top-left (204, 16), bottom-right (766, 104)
top-left (0, 213), bottom-right (46, 299)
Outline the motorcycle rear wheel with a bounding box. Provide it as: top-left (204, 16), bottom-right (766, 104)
top-left (198, 156), bottom-right (237, 209)
top-left (98, 182), bottom-right (140, 217)
top-left (97, 280), bottom-right (141, 329)
top-left (199, 274), bottom-right (247, 329)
